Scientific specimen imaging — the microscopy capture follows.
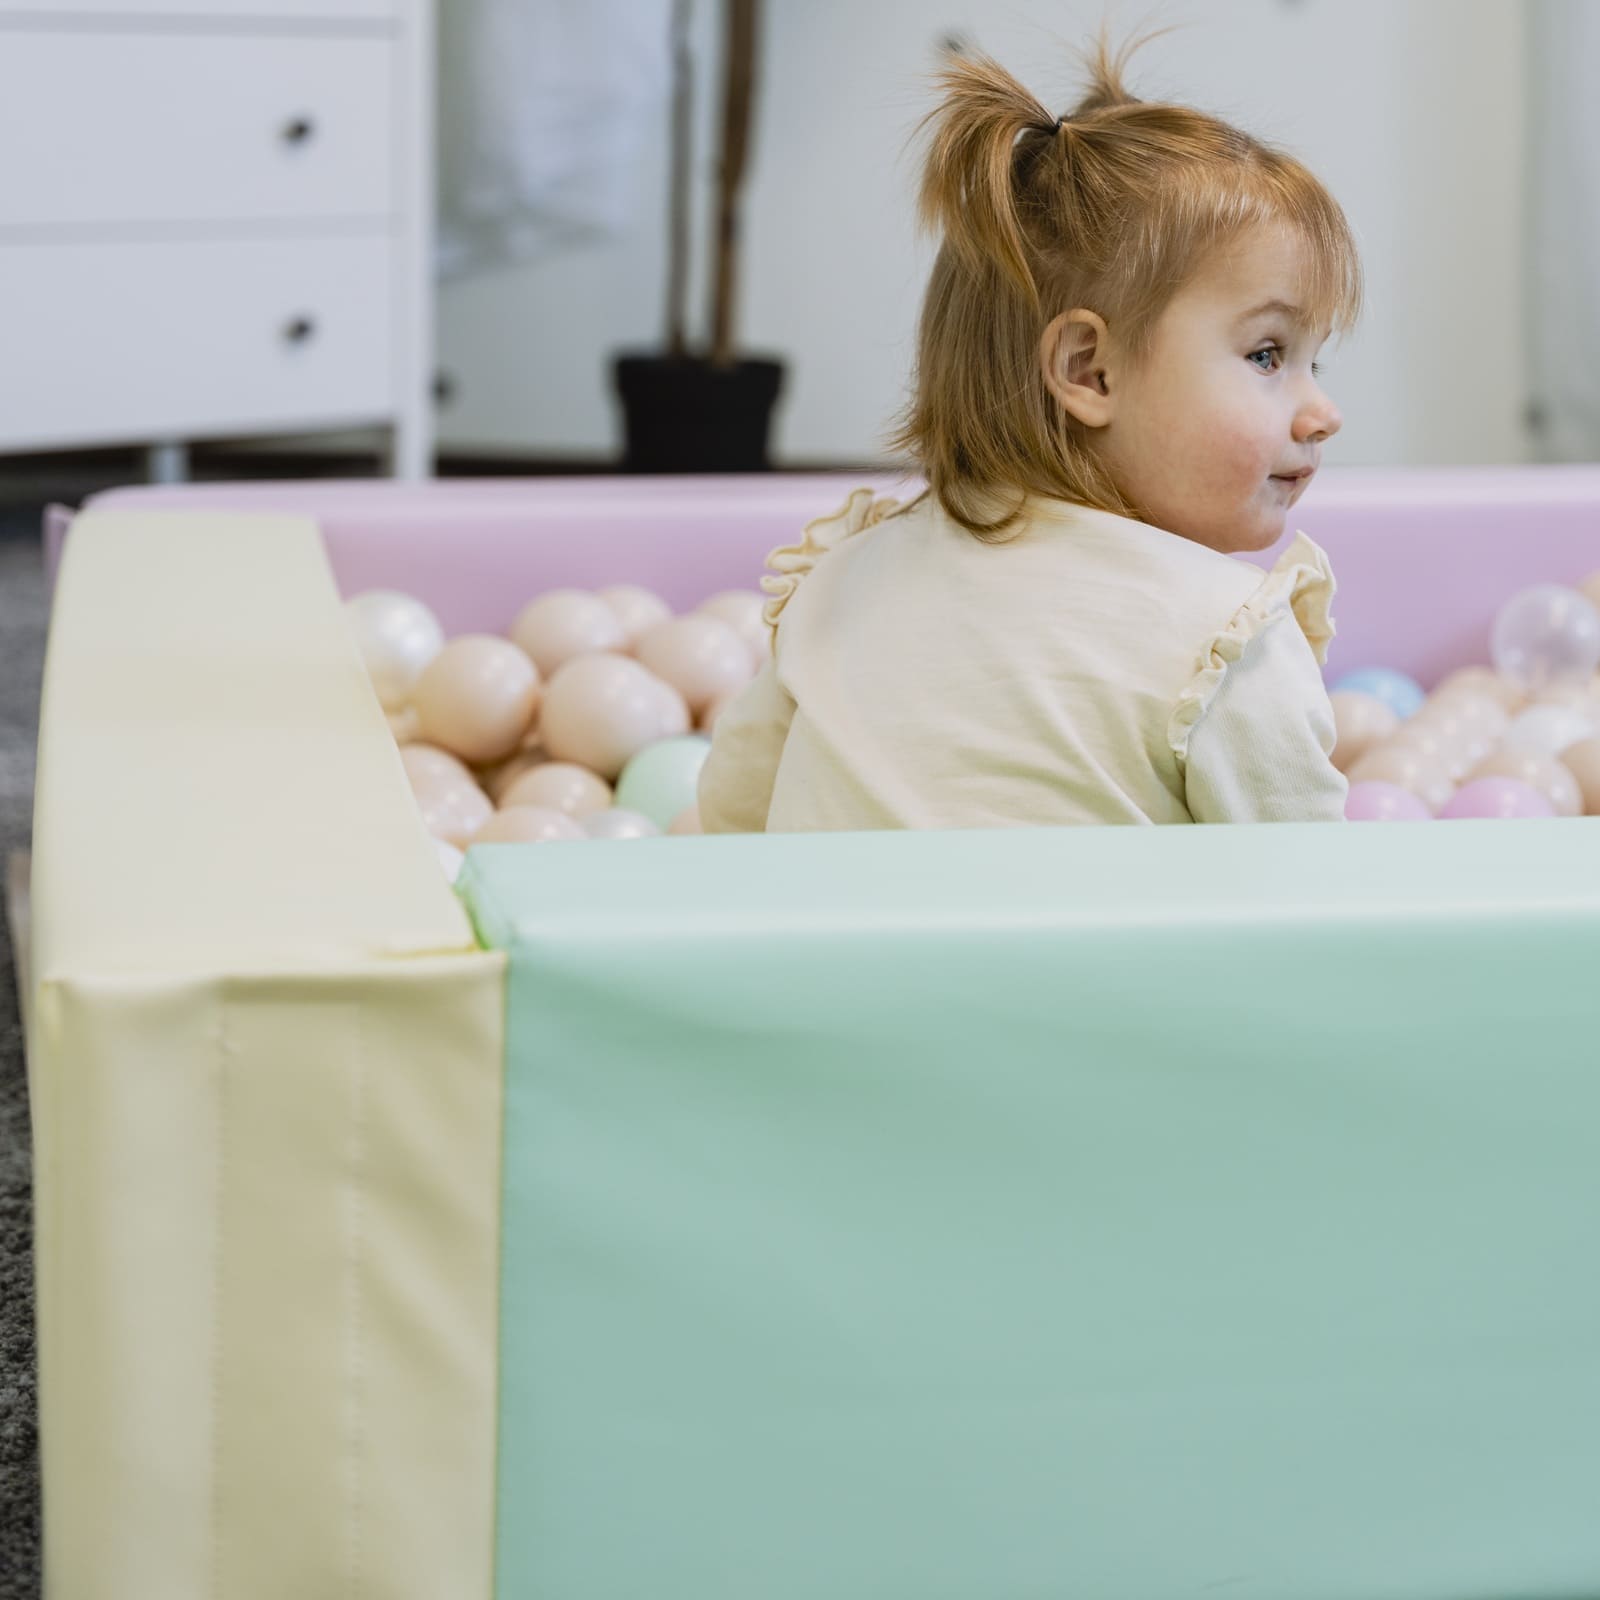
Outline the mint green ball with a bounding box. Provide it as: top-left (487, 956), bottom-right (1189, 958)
top-left (614, 736), bottom-right (712, 830)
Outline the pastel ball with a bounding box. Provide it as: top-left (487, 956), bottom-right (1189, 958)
top-left (1559, 738), bottom-right (1600, 815)
top-left (501, 762), bottom-right (613, 817)
top-left (668, 805), bottom-right (704, 835)
top-left (413, 635), bottom-right (541, 765)
top-left (345, 589), bottom-right (444, 711)
top-left (696, 590), bottom-right (769, 670)
top-left (1490, 584), bottom-right (1600, 691)
top-left (598, 584), bottom-right (673, 649)
top-left (1469, 748), bottom-right (1583, 818)
top-left (1330, 667), bottom-right (1426, 721)
top-left (1501, 703), bottom-right (1596, 758)
top-left (539, 653), bottom-right (681, 781)
top-left (614, 735), bottom-right (713, 830)
top-left (1328, 691), bottom-right (1399, 774)
top-left (1344, 781), bottom-right (1433, 822)
top-left (472, 805), bottom-right (586, 844)
top-left (510, 589), bottom-right (627, 677)
top-left (636, 615), bottom-right (755, 716)
top-left (1440, 778), bottom-right (1556, 821)
top-left (581, 807), bottom-right (661, 840)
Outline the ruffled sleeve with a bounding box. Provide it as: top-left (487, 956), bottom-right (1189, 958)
top-left (1167, 531), bottom-right (1337, 765)
top-left (760, 487), bottom-right (902, 643)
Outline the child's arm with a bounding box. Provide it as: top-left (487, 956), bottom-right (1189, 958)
top-left (1180, 615), bottom-right (1349, 823)
top-left (697, 656), bottom-right (797, 833)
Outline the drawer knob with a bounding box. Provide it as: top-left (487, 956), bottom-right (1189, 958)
top-left (280, 116), bottom-right (317, 146)
top-left (281, 315), bottom-right (318, 345)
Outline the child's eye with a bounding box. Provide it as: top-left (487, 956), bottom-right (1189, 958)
top-left (1248, 344), bottom-right (1323, 377)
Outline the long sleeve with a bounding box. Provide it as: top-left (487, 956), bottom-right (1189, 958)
top-left (1181, 615), bottom-right (1349, 823)
top-left (697, 656), bottom-right (797, 833)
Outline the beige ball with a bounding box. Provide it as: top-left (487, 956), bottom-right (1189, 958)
top-left (399, 742), bottom-right (475, 790)
top-left (386, 705), bottom-right (422, 745)
top-left (599, 584), bottom-right (673, 649)
top-left (501, 762), bottom-right (613, 817)
top-left (636, 615), bottom-right (755, 717)
top-left (668, 804), bottom-right (703, 836)
top-left (1432, 666), bottom-right (1526, 714)
top-left (652, 677), bottom-right (692, 738)
top-left (510, 589), bottom-right (627, 677)
top-left (1348, 742), bottom-right (1456, 814)
top-left (1580, 572), bottom-right (1600, 614)
top-left (697, 590), bottom-right (769, 669)
top-left (1402, 695), bottom-right (1510, 782)
top-left (540, 653), bottom-right (683, 781)
top-left (473, 805), bottom-right (586, 844)
top-left (476, 744), bottom-right (548, 805)
top-left (1559, 738), bottom-right (1600, 815)
top-left (413, 635), bottom-right (541, 765)
top-left (403, 762), bottom-right (494, 848)
top-left (1470, 748), bottom-right (1583, 818)
top-left (1329, 691), bottom-right (1400, 774)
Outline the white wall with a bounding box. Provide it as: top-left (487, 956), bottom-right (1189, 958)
top-left (437, 0), bottom-right (1528, 469)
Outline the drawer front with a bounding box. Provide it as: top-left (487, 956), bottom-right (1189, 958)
top-left (0, 234), bottom-right (395, 448)
top-left (0, 3), bottom-right (396, 17)
top-left (0, 32), bottom-right (394, 230)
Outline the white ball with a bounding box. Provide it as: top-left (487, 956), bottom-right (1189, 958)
top-left (581, 807), bottom-right (661, 840)
top-left (599, 584), bottom-right (674, 649)
top-left (510, 589), bottom-right (627, 677)
top-left (346, 590), bottom-right (445, 711)
top-left (1501, 703), bottom-right (1596, 758)
top-left (1490, 584), bottom-right (1600, 691)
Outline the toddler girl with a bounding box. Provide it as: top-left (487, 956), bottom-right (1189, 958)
top-left (698, 27), bottom-right (1362, 831)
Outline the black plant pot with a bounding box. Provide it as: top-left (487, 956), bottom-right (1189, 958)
top-left (614, 353), bottom-right (785, 473)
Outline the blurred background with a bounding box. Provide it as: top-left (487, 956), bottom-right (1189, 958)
top-left (0, 6), bottom-right (1596, 1593)
top-left (0, 0), bottom-right (1595, 501)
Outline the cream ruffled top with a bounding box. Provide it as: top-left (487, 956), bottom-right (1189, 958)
top-left (698, 488), bottom-right (1348, 832)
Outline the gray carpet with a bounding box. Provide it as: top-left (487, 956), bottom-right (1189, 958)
top-left (0, 507), bottom-right (45, 1599)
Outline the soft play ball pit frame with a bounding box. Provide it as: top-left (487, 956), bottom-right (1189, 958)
top-left (28, 468), bottom-right (1600, 1600)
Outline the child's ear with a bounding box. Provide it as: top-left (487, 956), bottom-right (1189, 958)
top-left (1041, 309), bottom-right (1114, 427)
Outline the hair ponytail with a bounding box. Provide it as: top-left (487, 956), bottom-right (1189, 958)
top-left (915, 53), bottom-right (1057, 304)
top-left (893, 21), bottom-right (1364, 541)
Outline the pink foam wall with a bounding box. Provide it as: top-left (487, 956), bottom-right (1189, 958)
top-left (64, 465), bottom-right (1600, 687)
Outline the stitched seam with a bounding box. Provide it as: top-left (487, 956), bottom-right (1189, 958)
top-left (210, 996), bottom-right (231, 1600)
top-left (343, 1004), bottom-right (368, 1599)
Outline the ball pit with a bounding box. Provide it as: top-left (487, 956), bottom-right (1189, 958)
top-left (29, 469), bottom-right (1600, 1600)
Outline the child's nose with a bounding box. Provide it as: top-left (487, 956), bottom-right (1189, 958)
top-left (1295, 394), bottom-right (1342, 445)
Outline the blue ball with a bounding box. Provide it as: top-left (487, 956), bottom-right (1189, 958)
top-left (1331, 666), bottom-right (1426, 720)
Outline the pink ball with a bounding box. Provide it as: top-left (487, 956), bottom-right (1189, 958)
top-left (1344, 781), bottom-right (1433, 822)
top-left (1439, 778), bottom-right (1556, 821)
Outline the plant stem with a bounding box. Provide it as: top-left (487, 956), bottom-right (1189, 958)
top-left (665, 0), bottom-right (693, 358)
top-left (709, 0), bottom-right (757, 368)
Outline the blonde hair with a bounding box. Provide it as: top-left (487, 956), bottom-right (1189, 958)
top-left (892, 22), bottom-right (1365, 540)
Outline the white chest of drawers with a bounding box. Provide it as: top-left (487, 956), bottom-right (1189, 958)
top-left (0, 0), bottom-right (434, 478)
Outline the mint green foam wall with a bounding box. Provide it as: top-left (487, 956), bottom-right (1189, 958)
top-left (463, 823), bottom-right (1600, 1599)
